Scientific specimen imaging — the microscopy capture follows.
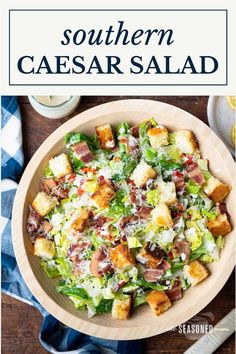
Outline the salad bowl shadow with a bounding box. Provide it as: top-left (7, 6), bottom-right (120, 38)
top-left (12, 99), bottom-right (235, 340)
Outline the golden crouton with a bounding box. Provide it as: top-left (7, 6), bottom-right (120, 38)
top-left (146, 290), bottom-right (171, 316)
top-left (72, 208), bottom-right (90, 232)
top-left (112, 296), bottom-right (132, 320)
top-left (95, 124), bottom-right (115, 149)
top-left (175, 130), bottom-right (198, 155)
top-left (131, 160), bottom-right (157, 188)
top-left (147, 126), bottom-right (169, 149)
top-left (207, 213), bottom-right (232, 237)
top-left (91, 181), bottom-right (115, 208)
top-left (151, 203), bottom-right (173, 228)
top-left (158, 181), bottom-right (177, 206)
top-left (32, 192), bottom-right (57, 217)
top-left (138, 243), bottom-right (165, 268)
top-left (110, 244), bottom-right (135, 269)
top-left (33, 237), bottom-right (55, 259)
top-left (204, 176), bottom-right (231, 203)
top-left (183, 260), bottom-right (209, 286)
top-left (49, 153), bottom-right (73, 178)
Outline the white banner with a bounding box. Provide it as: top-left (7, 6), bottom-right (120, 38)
top-left (1, 0), bottom-right (236, 95)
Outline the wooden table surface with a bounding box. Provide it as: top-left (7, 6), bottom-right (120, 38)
top-left (2, 96), bottom-right (235, 354)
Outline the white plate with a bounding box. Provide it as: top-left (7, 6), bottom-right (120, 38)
top-left (207, 96), bottom-right (235, 157)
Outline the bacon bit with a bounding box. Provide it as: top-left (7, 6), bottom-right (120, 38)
top-left (59, 176), bottom-right (65, 183)
top-left (90, 216), bottom-right (111, 228)
top-left (158, 259), bottom-right (171, 272)
top-left (130, 125), bottom-right (139, 138)
top-left (112, 279), bottom-right (127, 292)
top-left (90, 249), bottom-right (106, 277)
top-left (81, 167), bottom-right (97, 174)
top-left (171, 202), bottom-right (185, 219)
top-left (120, 215), bottom-right (139, 229)
top-left (128, 179), bottom-right (135, 186)
top-left (53, 185), bottom-right (69, 199)
top-left (72, 142), bottom-right (94, 163)
top-left (182, 155), bottom-right (194, 164)
top-left (98, 175), bottom-right (105, 183)
top-left (77, 188), bottom-right (84, 196)
top-left (27, 205), bottom-right (42, 235)
top-left (120, 137), bottom-right (128, 144)
top-left (186, 163), bottom-right (205, 185)
top-left (38, 220), bottom-right (52, 236)
top-left (40, 178), bottom-right (58, 194)
top-left (137, 206), bottom-right (153, 219)
top-left (143, 268), bottom-right (164, 282)
top-left (173, 240), bottom-right (191, 264)
top-left (67, 173), bottom-right (76, 182)
top-left (173, 170), bottom-right (184, 179)
top-left (165, 280), bottom-right (183, 302)
top-left (218, 202), bottom-right (230, 218)
top-left (168, 251), bottom-right (174, 260)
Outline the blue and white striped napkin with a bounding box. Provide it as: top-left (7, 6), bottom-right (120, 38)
top-left (1, 96), bottom-right (143, 354)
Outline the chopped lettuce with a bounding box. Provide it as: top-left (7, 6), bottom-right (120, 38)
top-left (127, 237), bottom-right (142, 248)
top-left (216, 236), bottom-right (225, 250)
top-left (56, 258), bottom-right (73, 278)
top-left (107, 190), bottom-right (133, 218)
top-left (44, 164), bottom-right (54, 177)
top-left (95, 299), bottom-right (113, 314)
top-left (41, 260), bottom-right (60, 278)
top-left (56, 284), bottom-right (90, 299)
top-left (139, 119), bottom-right (158, 164)
top-left (201, 208), bottom-right (218, 220)
top-left (146, 189), bottom-right (160, 206)
top-left (186, 180), bottom-right (201, 195)
top-left (68, 151), bottom-right (84, 172)
top-left (117, 122), bottom-right (129, 135)
top-left (134, 294), bottom-right (147, 308)
top-left (185, 226), bottom-right (203, 251)
top-left (64, 132), bottom-right (98, 151)
top-left (187, 206), bottom-right (202, 220)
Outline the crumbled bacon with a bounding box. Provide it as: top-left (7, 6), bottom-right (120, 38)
top-left (37, 220), bottom-right (52, 236)
top-left (158, 259), bottom-right (171, 272)
top-left (90, 216), bottom-right (111, 228)
top-left (52, 184), bottom-right (69, 199)
top-left (186, 163), bottom-right (205, 185)
top-left (173, 240), bottom-right (191, 264)
top-left (172, 170), bottom-right (185, 194)
top-left (143, 268), bottom-right (164, 282)
top-left (112, 279), bottom-right (127, 292)
top-left (120, 215), bottom-right (139, 229)
top-left (165, 280), bottom-right (183, 302)
top-left (218, 202), bottom-right (230, 218)
top-left (72, 141), bottom-right (94, 163)
top-left (90, 248), bottom-right (112, 277)
top-left (137, 206), bottom-right (153, 219)
top-left (40, 178), bottom-right (58, 194)
top-left (27, 205), bottom-right (42, 235)
top-left (130, 125), bottom-right (139, 138)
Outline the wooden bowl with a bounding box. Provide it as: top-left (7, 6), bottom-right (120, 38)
top-left (12, 99), bottom-right (235, 340)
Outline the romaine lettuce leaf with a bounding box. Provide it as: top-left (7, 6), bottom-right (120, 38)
top-left (146, 189), bottom-right (160, 206)
top-left (41, 260), bottom-right (60, 278)
top-left (134, 294), bottom-right (147, 308)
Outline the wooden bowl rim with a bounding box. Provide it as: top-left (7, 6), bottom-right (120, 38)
top-left (12, 99), bottom-right (235, 340)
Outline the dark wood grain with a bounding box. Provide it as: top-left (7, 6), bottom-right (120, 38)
top-left (2, 96), bottom-right (234, 354)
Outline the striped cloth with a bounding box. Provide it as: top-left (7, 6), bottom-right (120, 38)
top-left (1, 96), bottom-right (143, 354)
